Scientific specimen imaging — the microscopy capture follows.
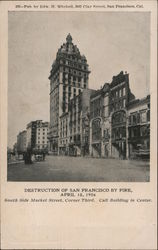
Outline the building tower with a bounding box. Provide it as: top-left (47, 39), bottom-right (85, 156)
top-left (49, 34), bottom-right (90, 153)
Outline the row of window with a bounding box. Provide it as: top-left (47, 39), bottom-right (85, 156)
top-left (112, 87), bottom-right (126, 99)
top-left (37, 141), bottom-right (48, 144)
top-left (63, 80), bottom-right (87, 88)
top-left (91, 96), bottom-right (126, 119)
top-left (111, 99), bottom-right (126, 112)
top-left (38, 132), bottom-right (47, 136)
top-left (37, 145), bottom-right (47, 149)
top-left (63, 72), bottom-right (87, 80)
top-left (129, 110), bottom-right (150, 125)
top-left (63, 86), bottom-right (82, 95)
top-left (38, 136), bottom-right (47, 139)
top-left (60, 52), bottom-right (87, 62)
top-left (129, 125), bottom-right (150, 138)
top-left (60, 138), bottom-right (68, 145)
top-left (38, 128), bottom-right (48, 131)
top-left (57, 125), bottom-right (150, 143)
top-left (61, 59), bottom-right (87, 71)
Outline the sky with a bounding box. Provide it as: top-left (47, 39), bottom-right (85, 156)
top-left (8, 11), bottom-right (150, 148)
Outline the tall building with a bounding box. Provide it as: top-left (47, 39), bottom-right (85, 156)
top-left (26, 120), bottom-right (49, 152)
top-left (49, 34), bottom-right (90, 154)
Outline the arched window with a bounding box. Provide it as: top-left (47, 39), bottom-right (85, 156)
top-left (92, 119), bottom-right (101, 141)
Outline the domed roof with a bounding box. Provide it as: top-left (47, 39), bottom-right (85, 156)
top-left (49, 35), bottom-right (90, 79)
top-left (57, 34), bottom-right (82, 56)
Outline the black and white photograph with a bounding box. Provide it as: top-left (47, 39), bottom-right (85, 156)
top-left (1, 2), bottom-right (157, 250)
top-left (8, 11), bottom-right (150, 182)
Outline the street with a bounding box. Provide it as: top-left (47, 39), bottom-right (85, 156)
top-left (7, 155), bottom-right (150, 182)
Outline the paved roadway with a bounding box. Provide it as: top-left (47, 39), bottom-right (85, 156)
top-left (7, 155), bottom-right (150, 182)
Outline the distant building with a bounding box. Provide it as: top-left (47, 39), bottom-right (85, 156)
top-left (26, 120), bottom-right (49, 152)
top-left (35, 121), bottom-right (49, 151)
top-left (17, 130), bottom-right (27, 154)
top-left (49, 34), bottom-right (90, 154)
top-left (13, 143), bottom-right (17, 154)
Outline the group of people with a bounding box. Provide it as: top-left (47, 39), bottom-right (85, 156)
top-left (23, 150), bottom-right (46, 164)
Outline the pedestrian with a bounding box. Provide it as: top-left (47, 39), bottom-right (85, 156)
top-left (43, 152), bottom-right (46, 161)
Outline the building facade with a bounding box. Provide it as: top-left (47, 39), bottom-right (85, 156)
top-left (127, 95), bottom-right (150, 159)
top-left (59, 112), bottom-right (69, 155)
top-left (35, 121), bottom-right (49, 152)
top-left (26, 121), bottom-right (38, 150)
top-left (26, 120), bottom-right (49, 152)
top-left (58, 88), bottom-right (95, 156)
top-left (49, 34), bottom-right (90, 154)
top-left (89, 71), bottom-right (150, 159)
top-left (110, 71), bottom-right (135, 159)
top-left (90, 83), bottom-right (111, 158)
top-left (68, 88), bottom-right (95, 156)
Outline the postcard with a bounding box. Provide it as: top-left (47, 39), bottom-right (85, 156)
top-left (0, 0), bottom-right (157, 249)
